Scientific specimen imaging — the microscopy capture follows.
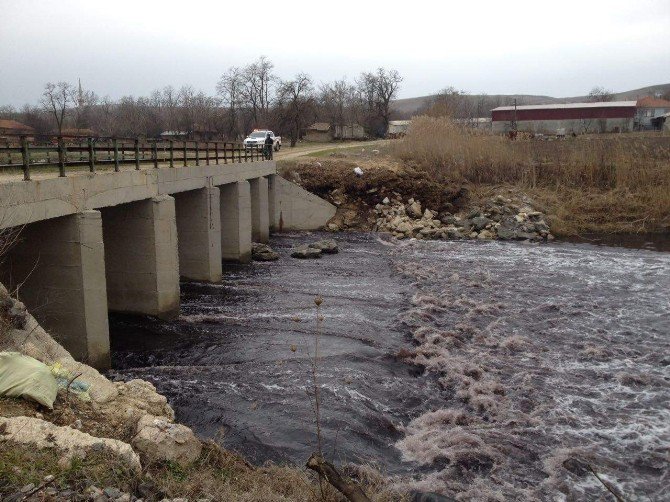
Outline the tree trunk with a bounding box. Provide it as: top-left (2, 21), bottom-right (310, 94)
top-left (306, 454), bottom-right (370, 502)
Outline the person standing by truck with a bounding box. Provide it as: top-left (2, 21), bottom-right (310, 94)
top-left (264, 132), bottom-right (274, 160)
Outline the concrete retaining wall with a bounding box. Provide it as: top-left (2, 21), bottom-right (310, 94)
top-left (274, 176), bottom-right (336, 230)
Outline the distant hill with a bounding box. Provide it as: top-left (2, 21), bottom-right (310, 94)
top-left (391, 83), bottom-right (670, 118)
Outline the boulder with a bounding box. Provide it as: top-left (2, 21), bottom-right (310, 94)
top-left (252, 243), bottom-right (280, 261)
top-left (291, 245), bottom-right (322, 259)
top-left (407, 201), bottom-right (422, 218)
top-left (477, 230), bottom-right (495, 240)
top-left (132, 414), bottom-right (202, 466)
top-left (0, 416), bottom-right (141, 473)
top-left (308, 239), bottom-right (339, 254)
top-left (470, 216), bottom-right (491, 231)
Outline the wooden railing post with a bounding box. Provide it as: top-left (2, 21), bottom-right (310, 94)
top-left (195, 141), bottom-right (200, 166)
top-left (183, 140), bottom-right (188, 166)
top-left (134, 138), bottom-right (140, 170)
top-left (20, 136), bottom-right (30, 181)
top-left (169, 140), bottom-right (174, 168)
top-left (152, 140), bottom-right (158, 168)
top-left (238, 144), bottom-right (241, 163)
top-left (205, 141), bottom-right (210, 165)
top-left (57, 136), bottom-right (66, 177)
top-left (214, 141), bottom-right (219, 164)
top-left (88, 137), bottom-right (96, 173)
top-left (113, 138), bottom-right (120, 172)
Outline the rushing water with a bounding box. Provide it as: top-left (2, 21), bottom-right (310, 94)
top-left (109, 232), bottom-right (670, 501)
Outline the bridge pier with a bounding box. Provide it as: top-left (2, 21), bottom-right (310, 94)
top-left (219, 181), bottom-right (252, 263)
top-left (250, 177), bottom-right (269, 242)
top-left (0, 211), bottom-right (110, 369)
top-left (101, 195), bottom-right (180, 319)
top-left (174, 187), bottom-right (222, 282)
top-left (267, 174), bottom-right (280, 231)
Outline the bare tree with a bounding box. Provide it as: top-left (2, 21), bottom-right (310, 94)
top-left (277, 73), bottom-right (315, 147)
top-left (217, 67), bottom-right (245, 139)
top-left (41, 82), bottom-right (75, 134)
top-left (587, 86), bottom-right (614, 102)
top-left (355, 68), bottom-right (402, 137)
top-left (239, 56), bottom-right (276, 127)
top-left (423, 87), bottom-right (473, 118)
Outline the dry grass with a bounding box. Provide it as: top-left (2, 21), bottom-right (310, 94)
top-left (0, 439), bottom-right (405, 501)
top-left (392, 116), bottom-right (670, 234)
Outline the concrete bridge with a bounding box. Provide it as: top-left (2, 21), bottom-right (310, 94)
top-left (0, 159), bottom-right (335, 369)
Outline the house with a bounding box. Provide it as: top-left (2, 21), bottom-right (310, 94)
top-left (491, 102), bottom-right (637, 134)
top-left (635, 96), bottom-right (670, 130)
top-left (387, 120), bottom-right (411, 137)
top-left (333, 123), bottom-right (368, 140)
top-left (305, 123), bottom-right (332, 142)
top-left (0, 119), bottom-right (35, 140)
top-left (59, 128), bottom-right (97, 139)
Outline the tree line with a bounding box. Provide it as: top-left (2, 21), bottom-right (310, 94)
top-left (0, 57), bottom-right (402, 145)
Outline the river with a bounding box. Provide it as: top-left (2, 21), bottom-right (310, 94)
top-left (109, 232), bottom-right (670, 501)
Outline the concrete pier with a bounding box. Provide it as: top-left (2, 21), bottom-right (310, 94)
top-left (0, 211), bottom-right (110, 368)
top-left (249, 177), bottom-right (269, 243)
top-left (101, 195), bottom-right (180, 319)
top-left (219, 181), bottom-right (252, 263)
top-left (267, 174), bottom-right (280, 231)
top-left (174, 187), bottom-right (222, 282)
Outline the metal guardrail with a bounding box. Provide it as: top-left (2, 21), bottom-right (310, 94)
top-left (0, 135), bottom-right (268, 181)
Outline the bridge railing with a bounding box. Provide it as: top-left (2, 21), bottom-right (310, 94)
top-left (0, 135), bottom-right (268, 181)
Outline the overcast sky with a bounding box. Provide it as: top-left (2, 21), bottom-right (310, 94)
top-left (1, 0), bottom-right (669, 107)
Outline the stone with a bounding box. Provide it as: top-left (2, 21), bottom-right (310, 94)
top-left (407, 201), bottom-right (422, 218)
top-left (382, 197), bottom-right (390, 204)
top-left (327, 223), bottom-right (340, 231)
top-left (103, 487), bottom-right (123, 499)
top-left (0, 417), bottom-right (141, 473)
top-left (132, 414), bottom-right (202, 466)
top-left (251, 243), bottom-right (280, 262)
top-left (422, 209), bottom-right (435, 220)
top-left (477, 230), bottom-right (494, 240)
top-left (290, 245), bottom-right (322, 259)
top-left (470, 216), bottom-right (491, 231)
top-left (308, 239), bottom-right (339, 254)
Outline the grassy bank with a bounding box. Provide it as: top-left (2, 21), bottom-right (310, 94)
top-left (391, 116), bottom-right (670, 235)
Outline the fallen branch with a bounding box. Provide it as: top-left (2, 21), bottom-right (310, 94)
top-left (588, 464), bottom-right (625, 502)
top-left (306, 453), bottom-right (370, 502)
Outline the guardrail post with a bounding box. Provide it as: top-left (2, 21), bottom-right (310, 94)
top-left (214, 141), bottom-right (219, 164)
top-left (195, 141), bottom-right (200, 166)
top-left (20, 135), bottom-right (30, 181)
top-left (169, 140), bottom-right (174, 168)
top-left (152, 141), bottom-right (158, 168)
top-left (57, 136), bottom-right (66, 177)
top-left (238, 144), bottom-right (241, 163)
top-left (113, 138), bottom-right (120, 172)
top-left (205, 141), bottom-right (210, 165)
top-left (88, 137), bottom-right (96, 173)
top-left (134, 138), bottom-right (140, 170)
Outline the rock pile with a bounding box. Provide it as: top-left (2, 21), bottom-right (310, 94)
top-left (290, 239), bottom-right (339, 259)
top-left (251, 243), bottom-right (280, 261)
top-left (374, 195), bottom-right (554, 242)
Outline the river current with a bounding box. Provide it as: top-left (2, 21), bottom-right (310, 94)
top-left (109, 232), bottom-right (670, 501)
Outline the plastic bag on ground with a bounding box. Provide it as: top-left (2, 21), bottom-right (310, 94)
top-left (0, 352), bottom-right (58, 408)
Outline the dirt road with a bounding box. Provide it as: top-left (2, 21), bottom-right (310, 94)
top-left (274, 140), bottom-right (387, 160)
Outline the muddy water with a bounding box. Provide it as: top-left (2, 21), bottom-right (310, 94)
top-left (109, 232), bottom-right (670, 500)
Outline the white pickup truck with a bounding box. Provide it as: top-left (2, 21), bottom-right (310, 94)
top-left (243, 130), bottom-right (281, 151)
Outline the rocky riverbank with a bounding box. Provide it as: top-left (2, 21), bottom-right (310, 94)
top-left (371, 194), bottom-right (554, 242)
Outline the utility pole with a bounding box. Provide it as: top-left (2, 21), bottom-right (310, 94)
top-left (511, 98), bottom-right (518, 132)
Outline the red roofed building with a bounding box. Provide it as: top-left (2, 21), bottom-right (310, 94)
top-left (635, 96), bottom-right (670, 130)
top-left (491, 102), bottom-right (636, 135)
top-left (0, 119), bottom-right (35, 140)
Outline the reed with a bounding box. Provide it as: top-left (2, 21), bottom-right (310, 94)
top-left (392, 116), bottom-right (670, 233)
